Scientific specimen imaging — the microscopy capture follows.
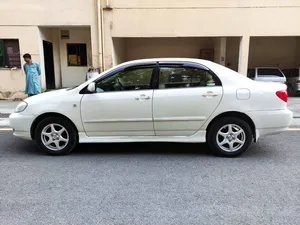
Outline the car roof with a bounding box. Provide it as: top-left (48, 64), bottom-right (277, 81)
top-left (117, 58), bottom-right (211, 67)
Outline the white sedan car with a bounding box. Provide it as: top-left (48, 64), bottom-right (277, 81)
top-left (9, 58), bottom-right (293, 157)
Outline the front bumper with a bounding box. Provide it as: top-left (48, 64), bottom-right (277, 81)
top-left (9, 113), bottom-right (35, 140)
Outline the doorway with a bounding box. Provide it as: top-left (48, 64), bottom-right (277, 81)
top-left (43, 40), bottom-right (55, 89)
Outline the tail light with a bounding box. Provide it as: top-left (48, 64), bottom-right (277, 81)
top-left (297, 80), bottom-right (300, 83)
top-left (276, 90), bottom-right (288, 102)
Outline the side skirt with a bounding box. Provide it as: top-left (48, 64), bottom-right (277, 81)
top-left (78, 130), bottom-right (206, 143)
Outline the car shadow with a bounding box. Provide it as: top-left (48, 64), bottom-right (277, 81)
top-left (5, 135), bottom-right (273, 158)
top-left (72, 142), bottom-right (212, 156)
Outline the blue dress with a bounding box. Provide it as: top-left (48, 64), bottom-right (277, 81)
top-left (23, 62), bottom-right (41, 95)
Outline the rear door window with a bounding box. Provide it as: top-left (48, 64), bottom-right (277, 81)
top-left (257, 68), bottom-right (284, 77)
top-left (158, 66), bottom-right (221, 89)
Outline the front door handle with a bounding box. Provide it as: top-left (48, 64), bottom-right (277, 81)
top-left (202, 91), bottom-right (218, 98)
top-left (135, 94), bottom-right (151, 100)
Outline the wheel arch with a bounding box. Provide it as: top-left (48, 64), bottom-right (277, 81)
top-left (30, 112), bottom-right (79, 140)
top-left (206, 111), bottom-right (256, 141)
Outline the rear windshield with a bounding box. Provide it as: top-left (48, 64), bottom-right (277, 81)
top-left (257, 68), bottom-right (284, 77)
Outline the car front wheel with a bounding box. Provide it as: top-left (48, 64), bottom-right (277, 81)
top-left (35, 116), bottom-right (78, 155)
top-left (207, 117), bottom-right (253, 157)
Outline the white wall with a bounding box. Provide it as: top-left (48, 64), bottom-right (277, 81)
top-left (0, 0), bottom-right (96, 26)
top-left (0, 26), bottom-right (40, 95)
top-left (110, 4), bottom-right (300, 38)
top-left (112, 0), bottom-right (300, 8)
top-left (59, 27), bottom-right (92, 87)
top-left (0, 0), bottom-right (100, 69)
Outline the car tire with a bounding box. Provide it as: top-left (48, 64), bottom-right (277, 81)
top-left (35, 116), bottom-right (78, 155)
top-left (207, 117), bottom-right (253, 157)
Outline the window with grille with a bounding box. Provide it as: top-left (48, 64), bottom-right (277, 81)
top-left (0, 39), bottom-right (21, 68)
top-left (67, 43), bottom-right (87, 66)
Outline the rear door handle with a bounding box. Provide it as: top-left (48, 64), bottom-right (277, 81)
top-left (135, 94), bottom-right (150, 100)
top-left (202, 91), bottom-right (218, 98)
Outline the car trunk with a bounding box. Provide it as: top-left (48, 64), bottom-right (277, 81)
top-left (255, 75), bottom-right (286, 84)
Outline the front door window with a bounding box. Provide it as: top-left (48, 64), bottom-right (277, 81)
top-left (95, 67), bottom-right (154, 93)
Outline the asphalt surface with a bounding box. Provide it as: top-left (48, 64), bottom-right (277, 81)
top-left (1, 131), bottom-right (300, 225)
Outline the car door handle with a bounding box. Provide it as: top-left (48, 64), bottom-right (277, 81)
top-left (135, 94), bottom-right (151, 100)
top-left (202, 91), bottom-right (219, 98)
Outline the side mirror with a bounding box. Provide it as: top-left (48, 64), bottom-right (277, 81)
top-left (87, 82), bottom-right (96, 93)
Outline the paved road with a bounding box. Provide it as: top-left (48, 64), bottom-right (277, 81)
top-left (1, 131), bottom-right (300, 225)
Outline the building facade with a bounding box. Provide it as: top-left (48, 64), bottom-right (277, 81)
top-left (1, 0), bottom-right (300, 99)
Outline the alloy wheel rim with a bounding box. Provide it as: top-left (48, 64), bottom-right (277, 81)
top-left (216, 124), bottom-right (246, 152)
top-left (41, 123), bottom-right (69, 151)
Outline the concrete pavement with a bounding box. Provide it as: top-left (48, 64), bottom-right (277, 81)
top-left (0, 129), bottom-right (300, 225)
top-left (0, 100), bottom-right (19, 114)
top-left (0, 100), bottom-right (19, 127)
top-left (286, 97), bottom-right (300, 117)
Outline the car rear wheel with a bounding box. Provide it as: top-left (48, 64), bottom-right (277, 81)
top-left (35, 116), bottom-right (78, 155)
top-left (207, 117), bottom-right (253, 157)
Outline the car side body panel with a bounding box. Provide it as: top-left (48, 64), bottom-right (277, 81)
top-left (9, 58), bottom-right (293, 144)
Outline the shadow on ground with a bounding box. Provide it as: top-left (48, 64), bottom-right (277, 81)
top-left (73, 142), bottom-right (212, 156)
top-left (1, 131), bottom-right (275, 158)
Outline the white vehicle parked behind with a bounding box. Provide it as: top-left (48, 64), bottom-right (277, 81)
top-left (9, 58), bottom-right (293, 157)
top-left (247, 67), bottom-right (286, 84)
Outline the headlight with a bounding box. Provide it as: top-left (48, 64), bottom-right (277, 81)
top-left (15, 101), bottom-right (28, 113)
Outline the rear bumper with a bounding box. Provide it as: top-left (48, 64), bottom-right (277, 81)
top-left (247, 109), bottom-right (293, 140)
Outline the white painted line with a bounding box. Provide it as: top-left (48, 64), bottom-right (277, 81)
top-left (287, 128), bottom-right (300, 131)
top-left (0, 128), bottom-right (13, 131)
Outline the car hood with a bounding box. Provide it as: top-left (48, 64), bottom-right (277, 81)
top-left (24, 88), bottom-right (70, 104)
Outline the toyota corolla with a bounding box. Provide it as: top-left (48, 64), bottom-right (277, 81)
top-left (9, 58), bottom-right (293, 157)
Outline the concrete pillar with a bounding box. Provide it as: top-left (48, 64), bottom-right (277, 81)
top-left (103, 10), bottom-right (114, 70)
top-left (37, 28), bottom-right (46, 91)
top-left (214, 37), bottom-right (226, 66)
top-left (90, 24), bottom-right (100, 69)
top-left (238, 36), bottom-right (250, 76)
